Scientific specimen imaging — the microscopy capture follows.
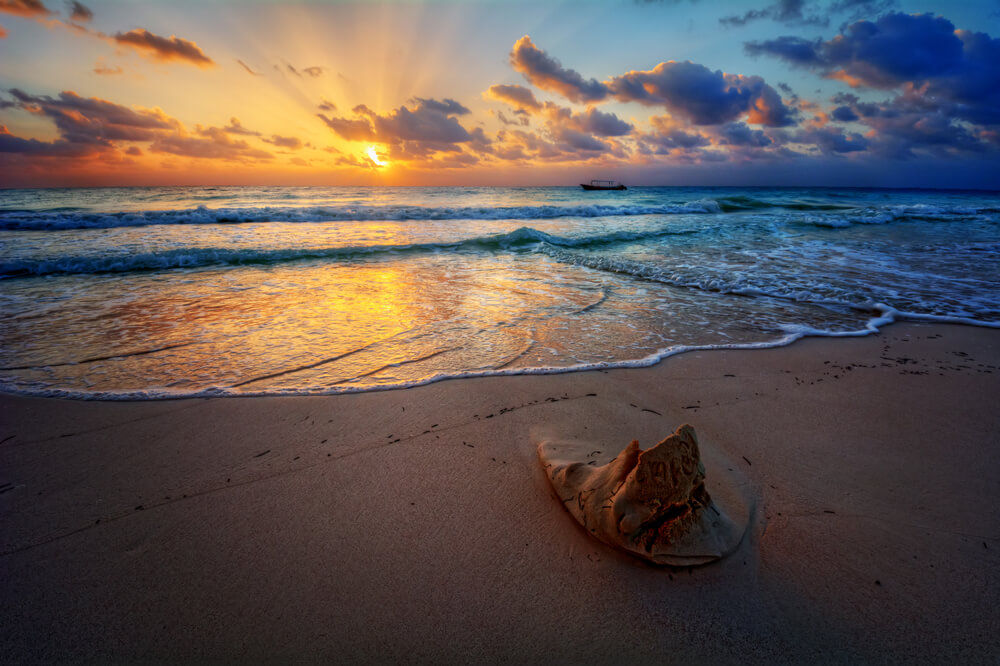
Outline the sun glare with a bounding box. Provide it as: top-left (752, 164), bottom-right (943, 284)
top-left (366, 145), bottom-right (387, 167)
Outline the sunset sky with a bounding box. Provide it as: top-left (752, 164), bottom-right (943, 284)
top-left (1, 0), bottom-right (998, 187)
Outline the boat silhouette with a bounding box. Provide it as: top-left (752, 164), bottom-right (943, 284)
top-left (580, 179), bottom-right (627, 191)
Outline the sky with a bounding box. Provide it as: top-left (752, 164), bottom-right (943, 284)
top-left (1, 0), bottom-right (999, 188)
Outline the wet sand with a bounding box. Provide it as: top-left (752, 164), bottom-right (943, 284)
top-left (2, 323), bottom-right (998, 662)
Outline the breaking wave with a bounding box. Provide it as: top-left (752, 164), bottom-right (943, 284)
top-left (0, 201), bottom-right (721, 230)
top-left (0, 225), bottom-right (702, 278)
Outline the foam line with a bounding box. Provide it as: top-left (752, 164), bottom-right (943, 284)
top-left (7, 305), bottom-right (996, 402)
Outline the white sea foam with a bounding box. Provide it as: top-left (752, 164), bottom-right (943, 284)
top-left (0, 201), bottom-right (720, 230)
top-left (3, 305), bottom-right (995, 402)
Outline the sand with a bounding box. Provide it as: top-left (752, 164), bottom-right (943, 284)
top-left (1, 323), bottom-right (998, 662)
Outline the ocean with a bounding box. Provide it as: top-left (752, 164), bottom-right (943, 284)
top-left (1, 185), bottom-right (998, 399)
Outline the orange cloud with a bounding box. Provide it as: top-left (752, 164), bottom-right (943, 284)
top-left (494, 110), bottom-right (529, 127)
top-left (486, 84), bottom-right (632, 161)
top-left (263, 135), bottom-right (303, 149)
top-left (317, 113), bottom-right (375, 141)
top-left (94, 59), bottom-right (123, 75)
top-left (8, 88), bottom-right (176, 143)
top-left (509, 35), bottom-right (608, 104)
top-left (747, 92), bottom-right (791, 126)
top-left (219, 117), bottom-right (260, 136)
top-left (485, 84), bottom-right (542, 113)
top-left (1, 88), bottom-right (287, 172)
top-left (796, 99), bottom-right (829, 128)
top-left (492, 128), bottom-right (591, 164)
top-left (332, 153), bottom-right (376, 170)
top-left (0, 0), bottom-right (50, 18)
top-left (151, 128), bottom-right (272, 161)
top-left (236, 59), bottom-right (259, 76)
top-left (113, 29), bottom-right (214, 67)
top-left (319, 98), bottom-right (473, 147)
top-left (826, 69), bottom-right (867, 88)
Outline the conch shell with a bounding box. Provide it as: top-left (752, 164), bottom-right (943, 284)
top-left (538, 424), bottom-right (752, 566)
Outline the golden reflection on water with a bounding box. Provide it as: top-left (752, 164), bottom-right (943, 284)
top-left (1, 252), bottom-right (601, 394)
top-left (0, 245), bottom-right (874, 396)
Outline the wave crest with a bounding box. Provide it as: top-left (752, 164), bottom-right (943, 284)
top-left (0, 224), bottom-right (702, 278)
top-left (0, 201), bottom-right (720, 230)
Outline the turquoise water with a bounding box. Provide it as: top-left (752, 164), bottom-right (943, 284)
top-left (1, 186), bottom-right (998, 398)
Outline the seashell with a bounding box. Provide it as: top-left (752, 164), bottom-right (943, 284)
top-left (538, 424), bottom-right (753, 566)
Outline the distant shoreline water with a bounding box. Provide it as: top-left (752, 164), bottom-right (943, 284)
top-left (1, 186), bottom-right (998, 400)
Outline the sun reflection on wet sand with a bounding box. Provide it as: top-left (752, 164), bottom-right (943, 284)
top-left (0, 244), bottom-right (878, 397)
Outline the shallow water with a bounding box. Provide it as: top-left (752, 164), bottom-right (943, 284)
top-left (1, 186), bottom-right (997, 398)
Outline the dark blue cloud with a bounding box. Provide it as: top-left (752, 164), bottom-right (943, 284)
top-left (938, 30), bottom-right (1000, 125)
top-left (828, 0), bottom-right (897, 23)
top-left (823, 13), bottom-right (964, 85)
top-left (747, 13), bottom-right (1000, 127)
top-left (745, 36), bottom-right (823, 65)
top-left (66, 1), bottom-right (91, 22)
top-left (748, 13), bottom-right (995, 90)
top-left (504, 36), bottom-right (796, 128)
top-left (643, 126), bottom-right (710, 152)
top-left (720, 0), bottom-right (828, 28)
top-left (606, 61), bottom-right (797, 127)
top-left (830, 105), bottom-right (859, 122)
top-left (829, 92), bottom-right (986, 158)
top-left (721, 0), bottom-right (897, 28)
top-left (795, 126), bottom-right (868, 153)
top-left (717, 122), bottom-right (773, 147)
top-left (0, 130), bottom-right (97, 156)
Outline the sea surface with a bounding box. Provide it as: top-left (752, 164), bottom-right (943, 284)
top-left (1, 185), bottom-right (998, 399)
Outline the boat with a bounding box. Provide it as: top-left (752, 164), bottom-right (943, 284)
top-left (581, 179), bottom-right (627, 190)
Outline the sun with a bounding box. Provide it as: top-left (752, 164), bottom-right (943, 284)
top-left (366, 145), bottom-right (387, 167)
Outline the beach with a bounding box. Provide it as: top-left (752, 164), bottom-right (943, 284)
top-left (4, 0), bottom-right (1000, 659)
top-left (2, 322), bottom-right (998, 662)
